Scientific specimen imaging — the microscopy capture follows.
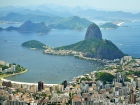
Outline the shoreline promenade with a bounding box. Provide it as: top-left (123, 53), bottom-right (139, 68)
top-left (1, 78), bottom-right (58, 86)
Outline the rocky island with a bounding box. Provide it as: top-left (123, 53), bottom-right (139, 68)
top-left (21, 40), bottom-right (48, 49)
top-left (100, 22), bottom-right (119, 29)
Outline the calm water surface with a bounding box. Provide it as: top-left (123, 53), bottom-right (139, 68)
top-left (0, 21), bottom-right (140, 83)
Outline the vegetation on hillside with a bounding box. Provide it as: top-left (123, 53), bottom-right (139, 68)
top-left (100, 22), bottom-right (119, 29)
top-left (0, 65), bottom-right (9, 70)
top-left (0, 13), bottom-right (92, 30)
top-left (18, 20), bottom-right (50, 33)
top-left (125, 70), bottom-right (140, 77)
top-left (55, 38), bottom-right (124, 60)
top-left (21, 40), bottom-right (46, 49)
top-left (95, 72), bottom-right (115, 84)
top-left (49, 16), bottom-right (92, 30)
top-left (0, 63), bottom-right (26, 79)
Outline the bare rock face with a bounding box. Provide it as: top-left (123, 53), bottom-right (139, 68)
top-left (85, 23), bottom-right (102, 40)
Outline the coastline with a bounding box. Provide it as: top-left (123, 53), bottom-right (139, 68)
top-left (116, 22), bottom-right (124, 26)
top-left (0, 69), bottom-right (28, 80)
top-left (44, 49), bottom-right (104, 63)
top-left (1, 78), bottom-right (57, 86)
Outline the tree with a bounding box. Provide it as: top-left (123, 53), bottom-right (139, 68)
top-left (95, 72), bottom-right (115, 84)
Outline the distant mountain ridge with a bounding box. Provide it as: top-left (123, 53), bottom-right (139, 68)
top-left (0, 20), bottom-right (51, 33)
top-left (18, 20), bottom-right (50, 33)
top-left (0, 13), bottom-right (92, 30)
top-left (0, 5), bottom-right (140, 20)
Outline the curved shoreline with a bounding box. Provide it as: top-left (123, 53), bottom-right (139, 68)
top-left (1, 69), bottom-right (57, 86)
top-left (0, 69), bottom-right (28, 80)
top-left (1, 78), bottom-right (57, 86)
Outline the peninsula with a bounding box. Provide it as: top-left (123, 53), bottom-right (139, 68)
top-left (0, 60), bottom-right (27, 80)
top-left (47, 23), bottom-right (125, 60)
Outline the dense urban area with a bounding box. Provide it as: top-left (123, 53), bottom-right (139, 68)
top-left (1, 56), bottom-right (140, 105)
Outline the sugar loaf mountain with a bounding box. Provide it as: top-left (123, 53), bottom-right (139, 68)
top-left (55, 23), bottom-right (125, 60)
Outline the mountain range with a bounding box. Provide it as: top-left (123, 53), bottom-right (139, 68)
top-left (0, 20), bottom-right (51, 33)
top-left (0, 4), bottom-right (140, 21)
top-left (0, 14), bottom-right (92, 30)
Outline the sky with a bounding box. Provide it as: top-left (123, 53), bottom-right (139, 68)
top-left (1, 0), bottom-right (140, 13)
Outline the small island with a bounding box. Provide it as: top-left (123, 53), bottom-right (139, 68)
top-left (21, 40), bottom-right (48, 49)
top-left (100, 22), bottom-right (119, 29)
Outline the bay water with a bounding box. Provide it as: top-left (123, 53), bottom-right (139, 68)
top-left (0, 21), bottom-right (140, 83)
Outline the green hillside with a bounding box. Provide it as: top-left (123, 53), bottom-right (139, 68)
top-left (18, 20), bottom-right (50, 33)
top-left (55, 38), bottom-right (125, 60)
top-left (49, 16), bottom-right (92, 30)
top-left (22, 40), bottom-right (46, 49)
top-left (100, 22), bottom-right (119, 29)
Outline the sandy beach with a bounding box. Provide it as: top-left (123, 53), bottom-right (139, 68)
top-left (1, 78), bottom-right (58, 86)
top-left (116, 22), bottom-right (124, 26)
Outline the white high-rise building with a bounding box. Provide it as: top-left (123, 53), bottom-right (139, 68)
top-left (123, 56), bottom-right (132, 61)
top-left (5, 62), bottom-right (9, 67)
top-left (12, 65), bottom-right (16, 71)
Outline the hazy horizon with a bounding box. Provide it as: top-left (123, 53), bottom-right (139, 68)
top-left (1, 0), bottom-right (140, 14)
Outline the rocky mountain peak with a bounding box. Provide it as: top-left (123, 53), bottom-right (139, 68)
top-left (85, 23), bottom-right (102, 40)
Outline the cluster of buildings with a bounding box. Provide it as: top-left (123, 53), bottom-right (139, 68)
top-left (44, 49), bottom-right (99, 61)
top-left (44, 48), bottom-right (82, 56)
top-left (0, 56), bottom-right (140, 105)
top-left (0, 60), bottom-right (16, 73)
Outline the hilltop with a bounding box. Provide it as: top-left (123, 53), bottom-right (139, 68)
top-left (85, 23), bottom-right (102, 40)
